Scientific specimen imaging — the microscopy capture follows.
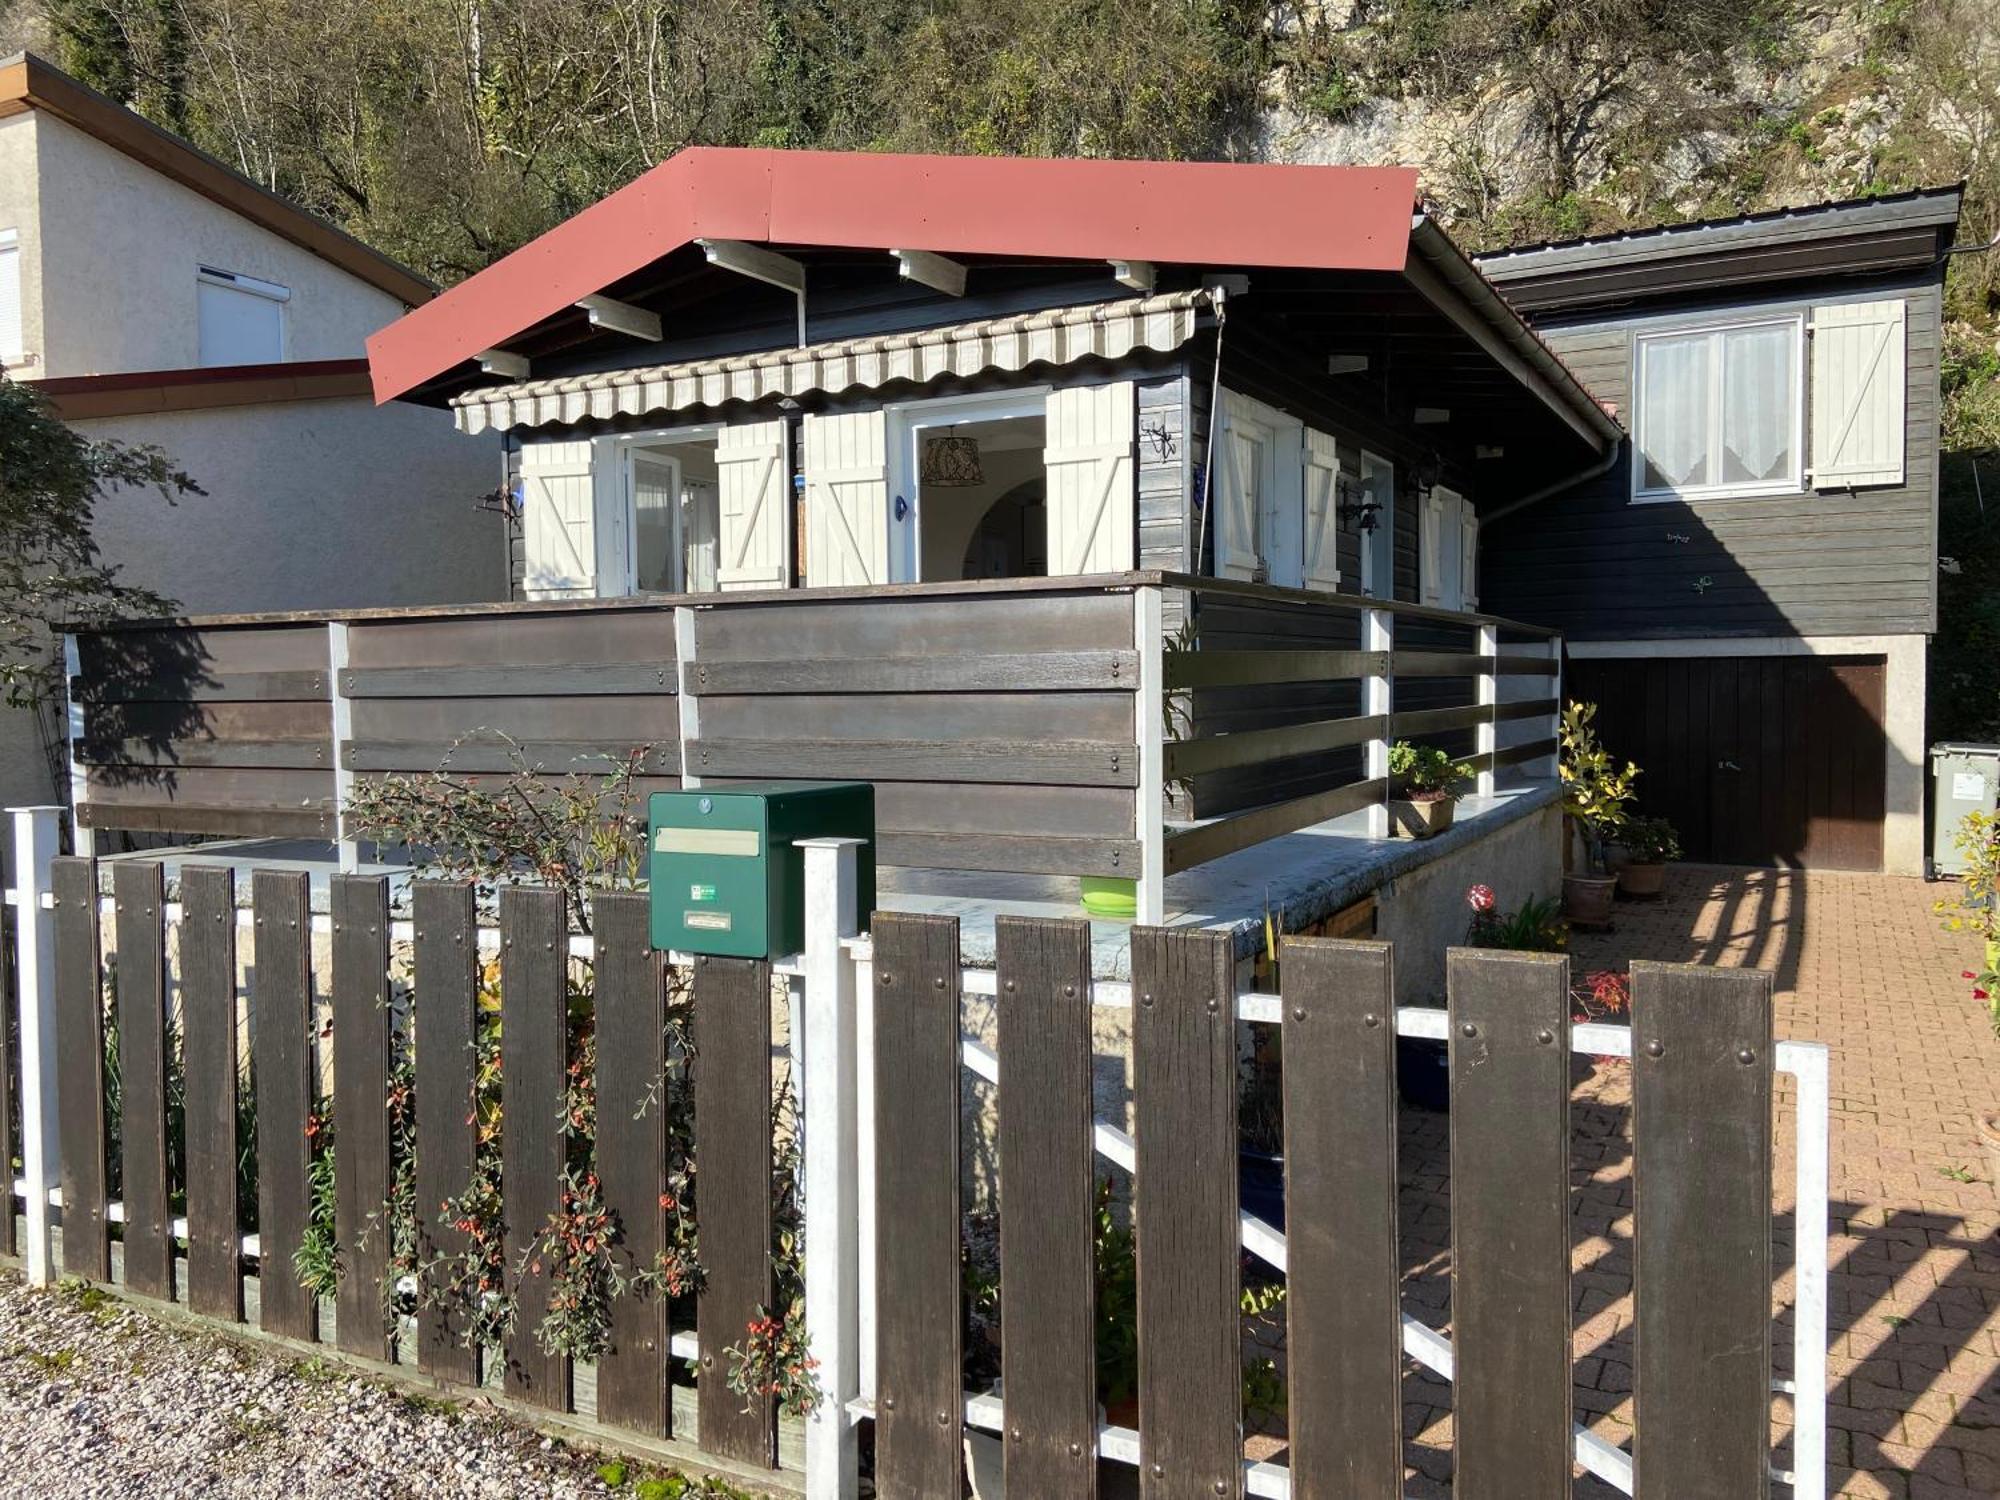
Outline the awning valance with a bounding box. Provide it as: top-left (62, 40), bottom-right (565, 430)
top-left (450, 290), bottom-right (1209, 435)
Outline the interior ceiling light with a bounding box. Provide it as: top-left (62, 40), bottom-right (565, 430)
top-left (921, 428), bottom-right (985, 487)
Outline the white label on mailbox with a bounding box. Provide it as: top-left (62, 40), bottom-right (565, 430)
top-left (685, 911), bottom-right (733, 931)
top-left (655, 826), bottom-right (761, 857)
top-left (1953, 771), bottom-right (1987, 801)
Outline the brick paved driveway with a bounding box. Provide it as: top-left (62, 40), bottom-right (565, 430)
top-left (1394, 865), bottom-right (2000, 1498)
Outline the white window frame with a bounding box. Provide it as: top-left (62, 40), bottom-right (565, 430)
top-left (1358, 449), bottom-right (1395, 599)
top-left (604, 422), bottom-right (723, 595)
top-left (1630, 312), bottom-right (1806, 505)
top-left (885, 387), bottom-right (1050, 584)
top-left (196, 265), bottom-right (290, 366)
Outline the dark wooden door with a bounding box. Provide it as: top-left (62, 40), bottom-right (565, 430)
top-left (1566, 653), bottom-right (1886, 871)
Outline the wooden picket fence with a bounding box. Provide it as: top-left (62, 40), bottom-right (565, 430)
top-left (2, 839), bottom-right (1829, 1500)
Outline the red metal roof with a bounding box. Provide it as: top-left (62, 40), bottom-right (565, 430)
top-left (365, 148), bottom-right (1420, 403)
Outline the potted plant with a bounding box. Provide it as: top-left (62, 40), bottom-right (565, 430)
top-left (1558, 701), bottom-right (1639, 928)
top-left (1387, 740), bottom-right (1471, 839)
top-left (1934, 809), bottom-right (2000, 1183)
top-left (1617, 815), bottom-right (1681, 898)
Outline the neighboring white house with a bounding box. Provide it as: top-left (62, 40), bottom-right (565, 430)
top-left (0, 53), bottom-right (505, 824)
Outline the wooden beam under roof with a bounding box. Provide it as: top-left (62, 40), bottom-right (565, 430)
top-left (892, 249), bottom-right (967, 296)
top-left (576, 294), bottom-right (662, 342)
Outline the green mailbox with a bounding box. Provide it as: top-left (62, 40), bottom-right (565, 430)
top-left (648, 781), bottom-right (875, 959)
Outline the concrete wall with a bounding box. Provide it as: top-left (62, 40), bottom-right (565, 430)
top-left (1374, 800), bottom-right (1566, 1006)
top-left (28, 111), bottom-right (408, 376)
top-left (0, 110), bottom-right (42, 373)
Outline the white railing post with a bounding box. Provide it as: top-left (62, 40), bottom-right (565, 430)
top-left (8, 805), bottom-right (62, 1285)
top-left (675, 605), bottom-right (702, 788)
top-left (1476, 622), bottom-right (1498, 798)
top-left (326, 622), bottom-right (358, 873)
top-left (1363, 607), bottom-right (1394, 837)
top-left (798, 836), bottom-right (863, 1500)
top-left (1546, 631), bottom-right (1565, 781)
top-left (1134, 586), bottom-right (1166, 925)
top-left (1789, 1040), bottom-right (1831, 1500)
top-left (61, 635), bottom-right (93, 859)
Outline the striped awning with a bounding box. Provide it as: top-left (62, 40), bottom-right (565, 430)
top-left (450, 290), bottom-right (1210, 435)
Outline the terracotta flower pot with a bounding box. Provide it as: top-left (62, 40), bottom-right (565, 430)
top-left (1618, 861), bottom-right (1667, 898)
top-left (1389, 796), bottom-right (1456, 839)
top-left (1563, 872), bottom-right (1618, 928)
top-left (1978, 1109), bottom-right (2000, 1192)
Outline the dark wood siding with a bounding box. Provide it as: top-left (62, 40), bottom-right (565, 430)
top-left (1567, 653), bottom-right (1886, 870)
top-left (1482, 274), bottom-right (1943, 640)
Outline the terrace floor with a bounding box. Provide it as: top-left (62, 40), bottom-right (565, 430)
top-left (1394, 865), bottom-right (2000, 1498)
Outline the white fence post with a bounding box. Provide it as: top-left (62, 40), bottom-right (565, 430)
top-left (8, 806), bottom-right (62, 1286)
top-left (1789, 1040), bottom-right (1832, 1500)
top-left (1475, 622), bottom-right (1498, 799)
top-left (675, 605), bottom-right (702, 788)
top-left (326, 622), bottom-right (358, 873)
top-left (1134, 586), bottom-right (1166, 925)
top-left (1546, 631), bottom-right (1565, 782)
top-left (61, 636), bottom-right (93, 859)
top-left (1363, 607), bottom-right (1394, 837)
top-left (798, 836), bottom-right (863, 1500)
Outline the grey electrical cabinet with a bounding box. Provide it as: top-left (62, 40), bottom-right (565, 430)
top-left (1930, 743), bottom-right (2000, 876)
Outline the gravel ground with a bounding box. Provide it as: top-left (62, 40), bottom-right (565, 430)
top-left (0, 1269), bottom-right (761, 1500)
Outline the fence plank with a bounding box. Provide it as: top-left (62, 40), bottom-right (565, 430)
top-left (113, 862), bottom-right (174, 1300)
top-left (871, 913), bottom-right (962, 1500)
top-left (1632, 963), bottom-right (1774, 1500)
top-left (500, 885), bottom-right (573, 1410)
top-left (331, 874), bottom-right (393, 1361)
top-left (180, 865), bottom-right (242, 1321)
top-left (1448, 948), bottom-right (1572, 1500)
top-left (252, 871), bottom-right (316, 1340)
top-left (594, 890), bottom-right (673, 1438)
top-left (413, 881), bottom-right (479, 1386)
top-left (1281, 938), bottom-right (1401, 1498)
top-left (52, 857), bottom-right (109, 1282)
top-left (995, 916), bottom-right (1096, 1499)
top-left (1132, 926), bottom-right (1242, 1500)
top-left (693, 953), bottom-right (776, 1466)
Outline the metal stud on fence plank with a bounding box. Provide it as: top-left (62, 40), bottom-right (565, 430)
top-left (996, 915), bottom-right (1097, 1500)
top-left (114, 862), bottom-right (173, 1301)
top-left (871, 912), bottom-right (962, 1500)
top-left (412, 880), bottom-right (479, 1386)
top-left (1281, 937), bottom-right (1401, 1498)
top-left (500, 884), bottom-right (574, 1412)
top-left (1132, 925), bottom-right (1241, 1500)
top-left (331, 874), bottom-right (393, 1361)
top-left (1632, 961), bottom-right (1774, 1500)
top-left (180, 865), bottom-right (242, 1321)
top-left (593, 889), bottom-right (673, 1438)
top-left (52, 856), bottom-right (109, 1283)
top-left (252, 870), bottom-right (316, 1341)
top-left (1448, 947), bottom-right (1572, 1500)
top-left (694, 947), bottom-right (777, 1466)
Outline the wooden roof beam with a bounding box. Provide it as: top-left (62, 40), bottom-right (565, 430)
top-left (695, 238), bottom-right (807, 344)
top-left (477, 349), bottom-right (528, 379)
top-left (892, 249), bottom-right (967, 296)
top-left (576, 294), bottom-right (662, 342)
top-left (1110, 259), bottom-right (1156, 292)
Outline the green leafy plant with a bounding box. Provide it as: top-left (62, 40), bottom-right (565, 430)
top-left (1934, 808), bottom-right (2000, 1033)
top-left (1464, 884), bottom-right (1569, 952)
top-left (1559, 702), bottom-right (1640, 874)
top-left (1620, 815), bottom-right (1682, 864)
top-left (1388, 740), bottom-right (1471, 802)
top-left (295, 1102), bottom-right (340, 1300)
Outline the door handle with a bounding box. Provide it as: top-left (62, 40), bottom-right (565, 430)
top-left (1717, 759), bottom-right (1742, 772)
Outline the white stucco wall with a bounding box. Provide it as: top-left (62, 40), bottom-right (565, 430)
top-left (29, 111), bottom-right (408, 376)
top-left (0, 110), bottom-right (42, 373)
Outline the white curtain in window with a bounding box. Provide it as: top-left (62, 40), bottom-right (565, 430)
top-left (1638, 333), bottom-right (1710, 491)
top-left (1721, 324), bottom-right (1795, 485)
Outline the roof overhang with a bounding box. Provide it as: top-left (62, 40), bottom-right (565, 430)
top-left (1, 52), bottom-right (433, 307)
top-left (366, 148), bottom-right (1421, 404)
top-left (29, 358), bottom-right (373, 421)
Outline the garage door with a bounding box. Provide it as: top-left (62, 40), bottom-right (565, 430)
top-left (1565, 654), bottom-right (1887, 871)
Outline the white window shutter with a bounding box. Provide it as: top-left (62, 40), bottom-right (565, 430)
top-left (519, 440), bottom-right (598, 599)
top-left (1301, 428), bottom-right (1342, 591)
top-left (1214, 392), bottom-right (1262, 581)
top-left (1810, 299), bottom-right (1906, 489)
top-left (803, 410), bottom-right (890, 586)
top-left (1458, 502), bottom-right (1479, 610)
top-left (0, 232), bottom-right (21, 364)
top-left (716, 417), bottom-right (790, 590)
top-left (1045, 381), bottom-right (1136, 574)
top-left (1419, 489), bottom-right (1445, 605)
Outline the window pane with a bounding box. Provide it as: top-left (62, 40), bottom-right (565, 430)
top-left (1720, 324), bottom-right (1795, 485)
top-left (1638, 332), bottom-right (1711, 491)
top-left (198, 279), bottom-right (283, 366)
top-left (631, 459), bottom-right (679, 593)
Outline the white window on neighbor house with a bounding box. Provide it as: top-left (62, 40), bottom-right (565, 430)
top-left (1632, 315), bottom-right (1803, 501)
top-left (197, 266), bottom-right (288, 366)
top-left (0, 229), bottom-right (22, 366)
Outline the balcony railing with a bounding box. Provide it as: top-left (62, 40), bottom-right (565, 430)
top-left (65, 572), bottom-right (1560, 921)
